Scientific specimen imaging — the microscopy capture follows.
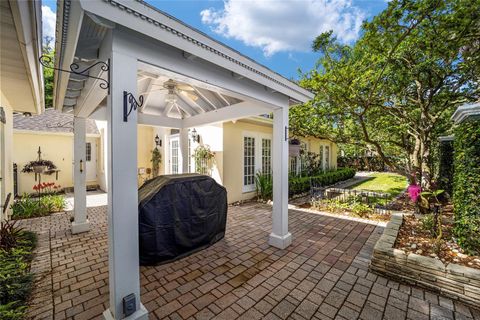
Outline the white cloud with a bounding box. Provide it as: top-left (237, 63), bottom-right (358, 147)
top-left (42, 5), bottom-right (56, 43)
top-left (200, 0), bottom-right (365, 56)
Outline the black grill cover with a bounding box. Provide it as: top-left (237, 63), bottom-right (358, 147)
top-left (138, 174), bottom-right (227, 265)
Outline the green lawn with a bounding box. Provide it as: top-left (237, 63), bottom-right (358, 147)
top-left (349, 172), bottom-right (407, 196)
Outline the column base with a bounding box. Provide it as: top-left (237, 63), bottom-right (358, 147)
top-left (71, 220), bottom-right (90, 234)
top-left (268, 232), bottom-right (292, 249)
top-left (103, 303), bottom-right (148, 320)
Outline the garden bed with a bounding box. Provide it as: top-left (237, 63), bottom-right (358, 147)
top-left (0, 223), bottom-right (37, 319)
top-left (370, 213), bottom-right (480, 308)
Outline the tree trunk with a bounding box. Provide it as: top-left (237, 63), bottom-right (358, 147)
top-left (420, 133), bottom-right (432, 190)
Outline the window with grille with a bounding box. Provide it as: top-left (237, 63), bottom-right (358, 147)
top-left (261, 138), bottom-right (271, 176)
top-left (171, 139), bottom-right (179, 174)
top-left (243, 136), bottom-right (255, 188)
top-left (86, 142), bottom-right (92, 162)
top-left (289, 156), bottom-right (298, 176)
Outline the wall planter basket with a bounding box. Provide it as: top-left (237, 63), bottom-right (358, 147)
top-left (33, 165), bottom-right (47, 174)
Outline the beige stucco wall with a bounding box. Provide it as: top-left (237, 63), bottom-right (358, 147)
top-left (1, 105), bottom-right (14, 219)
top-left (12, 131), bottom-right (101, 195)
top-left (137, 125), bottom-right (154, 171)
top-left (135, 120), bottom-right (338, 204)
top-left (223, 121), bottom-right (273, 203)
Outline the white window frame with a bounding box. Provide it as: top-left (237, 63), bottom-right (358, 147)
top-left (242, 131), bottom-right (272, 193)
top-left (169, 134), bottom-right (180, 174)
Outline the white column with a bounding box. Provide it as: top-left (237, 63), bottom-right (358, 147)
top-left (269, 106), bottom-right (292, 249)
top-left (71, 116), bottom-right (90, 234)
top-left (103, 40), bottom-right (148, 320)
top-left (179, 128), bottom-right (189, 173)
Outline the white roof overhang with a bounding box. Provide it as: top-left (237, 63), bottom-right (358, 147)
top-left (0, 0), bottom-right (44, 114)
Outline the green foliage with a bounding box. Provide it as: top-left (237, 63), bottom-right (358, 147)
top-left (255, 172), bottom-right (273, 201)
top-left (0, 221), bottom-right (24, 251)
top-left (21, 159), bottom-right (57, 174)
top-left (299, 0), bottom-right (480, 186)
top-left (438, 140), bottom-right (454, 195)
top-left (192, 145), bottom-right (215, 175)
top-left (338, 156), bottom-right (401, 172)
top-left (453, 119), bottom-right (480, 254)
top-left (0, 231), bottom-right (36, 319)
top-left (0, 302), bottom-right (27, 320)
top-left (312, 198), bottom-right (374, 218)
top-left (11, 193), bottom-right (66, 219)
top-left (150, 147), bottom-right (162, 177)
top-left (421, 214), bottom-right (435, 234)
top-left (43, 39), bottom-right (54, 108)
top-left (289, 168), bottom-right (355, 196)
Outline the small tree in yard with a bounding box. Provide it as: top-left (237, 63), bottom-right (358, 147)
top-left (296, 0), bottom-right (480, 188)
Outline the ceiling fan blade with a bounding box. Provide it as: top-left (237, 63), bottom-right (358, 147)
top-left (186, 92), bottom-right (198, 101)
top-left (176, 84), bottom-right (195, 91)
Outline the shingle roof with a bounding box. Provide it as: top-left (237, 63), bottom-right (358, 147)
top-left (13, 108), bottom-right (99, 134)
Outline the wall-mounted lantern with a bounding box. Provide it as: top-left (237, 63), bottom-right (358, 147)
top-left (155, 134), bottom-right (162, 147)
top-left (191, 128), bottom-right (200, 143)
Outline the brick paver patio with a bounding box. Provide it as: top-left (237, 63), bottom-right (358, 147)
top-left (21, 203), bottom-right (479, 320)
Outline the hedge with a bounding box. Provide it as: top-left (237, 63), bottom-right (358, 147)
top-left (438, 139), bottom-right (454, 195)
top-left (289, 168), bottom-right (356, 197)
top-left (453, 119), bottom-right (480, 254)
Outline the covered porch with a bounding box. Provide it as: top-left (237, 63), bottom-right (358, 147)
top-left (53, 0), bottom-right (312, 318)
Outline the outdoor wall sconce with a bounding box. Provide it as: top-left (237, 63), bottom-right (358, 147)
top-left (80, 160), bottom-right (84, 173)
top-left (39, 55), bottom-right (110, 93)
top-left (191, 128), bottom-right (200, 143)
top-left (123, 91), bottom-right (144, 122)
top-left (155, 134), bottom-right (162, 147)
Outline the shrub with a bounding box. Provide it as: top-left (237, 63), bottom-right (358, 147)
top-left (11, 193), bottom-right (66, 220)
top-left (311, 197), bottom-right (374, 218)
top-left (421, 214), bottom-right (435, 234)
top-left (453, 119), bottom-right (480, 254)
top-left (40, 194), bottom-right (67, 213)
top-left (289, 168), bottom-right (356, 196)
top-left (0, 231), bottom-right (36, 320)
top-left (255, 172), bottom-right (273, 201)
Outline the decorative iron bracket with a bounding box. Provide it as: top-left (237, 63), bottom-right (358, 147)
top-left (123, 91), bottom-right (144, 122)
top-left (46, 120), bottom-right (74, 132)
top-left (39, 55), bottom-right (110, 93)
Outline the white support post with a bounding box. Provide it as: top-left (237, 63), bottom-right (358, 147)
top-left (269, 106), bottom-right (292, 249)
top-left (103, 36), bottom-right (148, 320)
top-left (179, 128), bottom-right (189, 173)
top-left (71, 116), bottom-right (90, 234)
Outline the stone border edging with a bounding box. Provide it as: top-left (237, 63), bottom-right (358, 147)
top-left (370, 212), bottom-right (480, 309)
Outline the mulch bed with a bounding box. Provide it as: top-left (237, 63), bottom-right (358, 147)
top-left (394, 204), bottom-right (480, 270)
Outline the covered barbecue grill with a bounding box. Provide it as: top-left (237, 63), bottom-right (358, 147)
top-left (138, 174), bottom-right (227, 265)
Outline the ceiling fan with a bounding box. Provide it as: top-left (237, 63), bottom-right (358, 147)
top-left (148, 79), bottom-right (198, 101)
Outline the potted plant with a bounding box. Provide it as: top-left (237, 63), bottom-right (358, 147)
top-left (22, 159), bottom-right (57, 175)
top-left (192, 145), bottom-right (215, 175)
top-left (150, 147), bottom-right (162, 178)
top-left (289, 138), bottom-right (301, 156)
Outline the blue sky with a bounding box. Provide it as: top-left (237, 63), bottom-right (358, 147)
top-left (42, 0), bottom-right (388, 80)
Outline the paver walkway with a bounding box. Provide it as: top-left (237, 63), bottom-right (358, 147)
top-left (21, 203), bottom-right (479, 320)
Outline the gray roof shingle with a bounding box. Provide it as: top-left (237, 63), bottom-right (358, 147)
top-left (13, 109), bottom-right (99, 134)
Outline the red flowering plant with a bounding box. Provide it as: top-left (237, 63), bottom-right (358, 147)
top-left (32, 182), bottom-right (61, 196)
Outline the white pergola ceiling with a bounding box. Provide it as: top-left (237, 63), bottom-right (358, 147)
top-left (137, 72), bottom-right (242, 119)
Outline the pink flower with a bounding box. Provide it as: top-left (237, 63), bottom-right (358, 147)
top-left (407, 184), bottom-right (422, 203)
